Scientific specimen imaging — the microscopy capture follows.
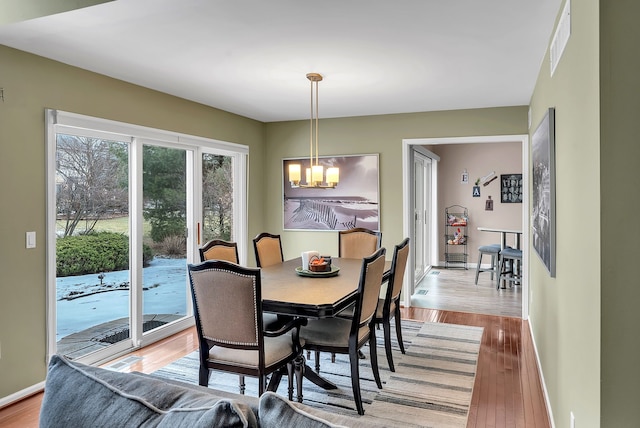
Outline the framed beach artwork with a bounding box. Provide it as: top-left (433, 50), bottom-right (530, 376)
top-left (531, 108), bottom-right (556, 277)
top-left (282, 154), bottom-right (380, 231)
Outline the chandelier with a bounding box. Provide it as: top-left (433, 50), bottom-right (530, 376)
top-left (288, 73), bottom-right (339, 189)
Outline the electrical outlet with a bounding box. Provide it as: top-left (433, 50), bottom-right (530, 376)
top-left (570, 411), bottom-right (575, 428)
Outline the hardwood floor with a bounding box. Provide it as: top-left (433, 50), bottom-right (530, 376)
top-left (0, 306), bottom-right (550, 428)
top-left (411, 266), bottom-right (522, 318)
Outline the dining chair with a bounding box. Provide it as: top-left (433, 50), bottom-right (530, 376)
top-left (300, 247), bottom-right (387, 415)
top-left (201, 238), bottom-right (281, 330)
top-left (199, 239), bottom-right (239, 263)
top-left (252, 232), bottom-right (284, 267)
top-left (374, 237), bottom-right (410, 372)
top-left (338, 227), bottom-right (382, 259)
top-left (188, 260), bottom-right (305, 400)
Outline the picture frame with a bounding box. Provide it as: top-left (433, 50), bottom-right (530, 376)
top-left (500, 173), bottom-right (523, 203)
top-left (282, 154), bottom-right (380, 231)
top-left (531, 108), bottom-right (556, 277)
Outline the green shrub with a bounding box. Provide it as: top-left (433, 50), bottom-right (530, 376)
top-left (56, 232), bottom-right (154, 277)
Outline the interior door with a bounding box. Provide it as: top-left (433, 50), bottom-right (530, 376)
top-left (413, 151), bottom-right (432, 285)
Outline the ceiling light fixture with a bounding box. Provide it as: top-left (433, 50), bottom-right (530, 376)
top-left (288, 73), bottom-right (339, 189)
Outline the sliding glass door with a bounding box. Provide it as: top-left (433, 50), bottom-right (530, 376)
top-left (47, 110), bottom-right (247, 364)
top-left (54, 133), bottom-right (132, 358)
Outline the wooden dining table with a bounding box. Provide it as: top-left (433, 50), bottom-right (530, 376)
top-left (261, 258), bottom-right (365, 318)
top-left (260, 257), bottom-right (390, 398)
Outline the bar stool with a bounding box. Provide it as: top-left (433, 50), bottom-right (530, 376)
top-left (475, 244), bottom-right (501, 285)
top-left (497, 247), bottom-right (523, 289)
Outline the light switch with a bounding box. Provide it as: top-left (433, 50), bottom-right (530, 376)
top-left (26, 231), bottom-right (36, 249)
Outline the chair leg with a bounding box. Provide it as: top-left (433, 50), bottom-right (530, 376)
top-left (394, 308), bottom-right (406, 354)
top-left (287, 363), bottom-right (294, 401)
top-left (382, 318), bottom-right (395, 372)
top-left (198, 364), bottom-right (210, 386)
top-left (294, 354), bottom-right (305, 403)
top-left (258, 375), bottom-right (266, 396)
top-left (239, 375), bottom-right (246, 395)
top-left (490, 254), bottom-right (496, 280)
top-left (474, 252), bottom-right (482, 285)
top-left (496, 256), bottom-right (502, 290)
top-left (349, 346), bottom-right (364, 415)
top-left (315, 350), bottom-right (321, 373)
top-left (369, 329), bottom-right (382, 389)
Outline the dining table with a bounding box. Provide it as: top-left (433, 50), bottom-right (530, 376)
top-left (477, 226), bottom-right (523, 288)
top-left (260, 257), bottom-right (390, 399)
top-left (477, 226), bottom-right (523, 250)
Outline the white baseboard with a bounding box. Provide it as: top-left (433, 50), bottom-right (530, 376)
top-left (0, 381), bottom-right (45, 409)
top-left (528, 320), bottom-right (555, 428)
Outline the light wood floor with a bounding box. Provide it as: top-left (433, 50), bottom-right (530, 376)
top-left (411, 266), bottom-right (522, 318)
top-left (0, 309), bottom-right (549, 427)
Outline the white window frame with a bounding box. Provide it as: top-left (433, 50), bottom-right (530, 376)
top-left (45, 109), bottom-right (248, 364)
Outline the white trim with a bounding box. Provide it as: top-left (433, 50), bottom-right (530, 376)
top-left (51, 110), bottom-right (248, 154)
top-left (0, 381), bottom-right (45, 409)
top-left (528, 320), bottom-right (556, 428)
top-left (402, 134), bottom-right (530, 320)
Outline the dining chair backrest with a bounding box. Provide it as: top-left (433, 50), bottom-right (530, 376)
top-left (199, 239), bottom-right (239, 263)
top-left (387, 238), bottom-right (410, 303)
top-left (252, 232), bottom-right (284, 268)
top-left (353, 247), bottom-right (387, 331)
top-left (188, 260), bottom-right (262, 350)
top-left (339, 228), bottom-right (382, 259)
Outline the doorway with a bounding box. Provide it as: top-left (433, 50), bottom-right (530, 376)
top-left (412, 149), bottom-right (437, 287)
top-left (401, 135), bottom-right (530, 319)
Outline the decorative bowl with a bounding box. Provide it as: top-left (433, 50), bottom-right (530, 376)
top-left (308, 262), bottom-right (330, 272)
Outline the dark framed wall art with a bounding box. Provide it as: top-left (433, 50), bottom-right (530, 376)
top-left (531, 108), bottom-right (556, 277)
top-left (282, 154), bottom-right (380, 231)
top-left (501, 174), bottom-right (523, 203)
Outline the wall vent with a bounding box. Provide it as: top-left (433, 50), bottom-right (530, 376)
top-left (550, 0), bottom-right (571, 76)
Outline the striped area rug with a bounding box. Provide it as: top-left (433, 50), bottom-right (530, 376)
top-left (151, 320), bottom-right (483, 427)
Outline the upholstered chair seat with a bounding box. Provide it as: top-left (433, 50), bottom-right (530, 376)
top-left (299, 318), bottom-right (369, 348)
top-left (208, 334), bottom-right (305, 369)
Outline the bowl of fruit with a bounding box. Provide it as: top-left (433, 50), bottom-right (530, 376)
top-left (308, 256), bottom-right (331, 272)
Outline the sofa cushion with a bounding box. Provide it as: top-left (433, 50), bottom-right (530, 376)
top-left (40, 355), bottom-right (258, 428)
top-left (258, 392), bottom-right (346, 428)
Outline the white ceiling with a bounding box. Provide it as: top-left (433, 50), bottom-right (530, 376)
top-left (0, 0), bottom-right (561, 122)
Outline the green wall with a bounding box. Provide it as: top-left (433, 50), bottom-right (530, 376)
top-left (528, 0), bottom-right (601, 426)
top-left (263, 108), bottom-right (528, 261)
top-left (0, 45), bottom-right (266, 398)
top-left (8, 2), bottom-right (636, 424)
top-left (599, 1), bottom-right (640, 426)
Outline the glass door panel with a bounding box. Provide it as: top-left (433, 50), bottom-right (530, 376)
top-left (202, 153), bottom-right (234, 242)
top-left (141, 145), bottom-right (188, 333)
top-left (55, 133), bottom-right (131, 359)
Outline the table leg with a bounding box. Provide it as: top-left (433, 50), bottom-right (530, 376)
top-left (303, 364), bottom-right (338, 390)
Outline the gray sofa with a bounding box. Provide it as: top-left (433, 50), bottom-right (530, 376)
top-left (39, 355), bottom-right (385, 428)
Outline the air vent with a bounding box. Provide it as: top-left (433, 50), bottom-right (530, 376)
top-left (550, 0), bottom-right (571, 76)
